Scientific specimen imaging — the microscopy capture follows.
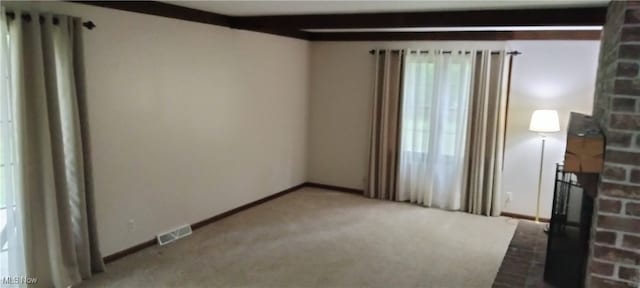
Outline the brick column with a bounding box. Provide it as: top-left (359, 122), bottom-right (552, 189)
top-left (588, 1), bottom-right (640, 287)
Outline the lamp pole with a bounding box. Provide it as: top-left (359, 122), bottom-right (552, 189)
top-left (535, 135), bottom-right (546, 223)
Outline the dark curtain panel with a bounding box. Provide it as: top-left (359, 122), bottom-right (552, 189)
top-left (464, 51), bottom-right (511, 216)
top-left (366, 50), bottom-right (404, 200)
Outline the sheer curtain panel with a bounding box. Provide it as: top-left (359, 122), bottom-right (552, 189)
top-left (397, 51), bottom-right (473, 209)
top-left (2, 11), bottom-right (104, 287)
top-left (0, 7), bottom-right (27, 281)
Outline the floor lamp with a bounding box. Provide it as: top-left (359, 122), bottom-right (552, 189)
top-left (529, 110), bottom-right (560, 223)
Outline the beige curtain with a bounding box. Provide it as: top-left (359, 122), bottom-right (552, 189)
top-left (8, 12), bottom-right (104, 287)
top-left (465, 51), bottom-right (511, 216)
top-left (366, 50), bottom-right (404, 200)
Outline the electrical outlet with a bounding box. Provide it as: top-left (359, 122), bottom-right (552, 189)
top-left (128, 219), bottom-right (136, 232)
top-left (506, 192), bottom-right (513, 204)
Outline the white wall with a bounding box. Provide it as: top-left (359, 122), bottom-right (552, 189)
top-left (5, 1), bottom-right (310, 255)
top-left (502, 41), bottom-right (599, 218)
top-left (308, 40), bottom-right (600, 218)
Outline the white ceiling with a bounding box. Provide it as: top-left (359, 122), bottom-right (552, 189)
top-left (164, 0), bottom-right (608, 16)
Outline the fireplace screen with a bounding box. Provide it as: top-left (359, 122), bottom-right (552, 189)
top-left (544, 163), bottom-right (594, 288)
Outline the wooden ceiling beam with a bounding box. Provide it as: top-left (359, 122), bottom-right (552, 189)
top-left (232, 7), bottom-right (607, 30)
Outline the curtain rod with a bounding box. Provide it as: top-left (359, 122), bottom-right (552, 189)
top-left (369, 49), bottom-right (522, 56)
top-left (5, 12), bottom-right (96, 30)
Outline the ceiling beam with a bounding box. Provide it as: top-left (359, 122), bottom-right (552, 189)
top-left (232, 7), bottom-right (607, 30)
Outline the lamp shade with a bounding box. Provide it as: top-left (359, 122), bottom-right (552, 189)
top-left (529, 110), bottom-right (560, 132)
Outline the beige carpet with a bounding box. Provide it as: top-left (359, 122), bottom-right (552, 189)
top-left (81, 188), bottom-right (517, 288)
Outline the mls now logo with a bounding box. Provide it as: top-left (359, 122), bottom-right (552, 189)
top-left (2, 276), bottom-right (38, 285)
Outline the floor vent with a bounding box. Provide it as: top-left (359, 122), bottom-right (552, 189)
top-left (157, 224), bottom-right (192, 246)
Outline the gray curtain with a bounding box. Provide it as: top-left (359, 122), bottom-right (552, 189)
top-left (464, 51), bottom-right (511, 216)
top-left (8, 11), bottom-right (104, 287)
top-left (366, 50), bottom-right (404, 200)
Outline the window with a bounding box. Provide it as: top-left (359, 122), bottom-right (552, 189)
top-left (400, 54), bottom-right (470, 157)
top-left (401, 61), bottom-right (434, 154)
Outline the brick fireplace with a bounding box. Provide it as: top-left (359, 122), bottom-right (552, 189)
top-left (589, 1), bottom-right (640, 287)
